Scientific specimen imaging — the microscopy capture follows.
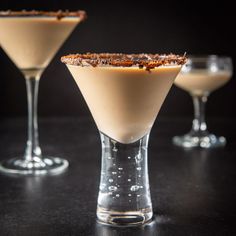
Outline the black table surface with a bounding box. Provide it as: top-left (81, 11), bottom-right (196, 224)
top-left (0, 117), bottom-right (236, 236)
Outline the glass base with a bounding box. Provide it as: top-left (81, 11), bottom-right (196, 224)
top-left (173, 133), bottom-right (226, 148)
top-left (0, 156), bottom-right (69, 176)
top-left (97, 206), bottom-right (153, 226)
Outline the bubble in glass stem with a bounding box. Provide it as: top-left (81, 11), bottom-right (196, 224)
top-left (130, 185), bottom-right (140, 191)
top-left (108, 186), bottom-right (117, 191)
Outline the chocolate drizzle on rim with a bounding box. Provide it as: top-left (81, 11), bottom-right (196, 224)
top-left (61, 53), bottom-right (187, 71)
top-left (0, 10), bottom-right (87, 21)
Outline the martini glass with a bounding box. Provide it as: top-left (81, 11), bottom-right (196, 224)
top-left (0, 10), bottom-right (86, 175)
top-left (61, 53), bottom-right (186, 226)
top-left (173, 55), bottom-right (233, 148)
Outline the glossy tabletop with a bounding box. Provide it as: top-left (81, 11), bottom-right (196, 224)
top-left (0, 117), bottom-right (236, 236)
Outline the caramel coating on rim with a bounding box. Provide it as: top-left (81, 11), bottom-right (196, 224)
top-left (0, 10), bottom-right (87, 21)
top-left (61, 53), bottom-right (187, 70)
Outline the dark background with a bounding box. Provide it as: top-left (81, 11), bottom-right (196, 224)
top-left (0, 0), bottom-right (235, 119)
top-left (1, 2), bottom-right (236, 235)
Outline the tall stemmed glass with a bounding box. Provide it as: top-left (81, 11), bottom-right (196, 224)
top-left (61, 53), bottom-right (186, 226)
top-left (0, 10), bottom-right (86, 175)
top-left (173, 55), bottom-right (233, 148)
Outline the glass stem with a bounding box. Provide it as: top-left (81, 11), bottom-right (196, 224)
top-left (24, 76), bottom-right (42, 162)
top-left (97, 132), bottom-right (152, 225)
top-left (191, 95), bottom-right (208, 134)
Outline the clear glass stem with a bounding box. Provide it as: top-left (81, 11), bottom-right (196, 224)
top-left (173, 94), bottom-right (226, 148)
top-left (97, 132), bottom-right (153, 225)
top-left (191, 95), bottom-right (208, 135)
top-left (0, 69), bottom-right (69, 175)
top-left (24, 75), bottom-right (42, 161)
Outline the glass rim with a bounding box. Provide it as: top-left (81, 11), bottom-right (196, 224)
top-left (61, 53), bottom-right (187, 69)
top-left (0, 10), bottom-right (87, 20)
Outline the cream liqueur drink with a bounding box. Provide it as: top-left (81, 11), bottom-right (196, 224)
top-left (0, 10), bottom-right (86, 175)
top-left (175, 69), bottom-right (231, 96)
top-left (61, 53), bottom-right (186, 226)
top-left (0, 10), bottom-right (86, 77)
top-left (173, 55), bottom-right (233, 149)
top-left (62, 53), bottom-right (185, 144)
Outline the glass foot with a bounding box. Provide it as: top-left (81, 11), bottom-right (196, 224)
top-left (173, 133), bottom-right (226, 148)
top-left (97, 206), bottom-right (153, 226)
top-left (0, 156), bottom-right (69, 175)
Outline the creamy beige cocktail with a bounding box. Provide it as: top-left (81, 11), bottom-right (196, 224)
top-left (173, 55), bottom-right (233, 148)
top-left (62, 54), bottom-right (185, 144)
top-left (67, 64), bottom-right (181, 143)
top-left (0, 11), bottom-right (86, 77)
top-left (174, 69), bottom-right (232, 96)
top-left (61, 53), bottom-right (186, 226)
top-left (0, 10), bottom-right (87, 175)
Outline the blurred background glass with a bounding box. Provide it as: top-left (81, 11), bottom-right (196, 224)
top-left (173, 55), bottom-right (233, 148)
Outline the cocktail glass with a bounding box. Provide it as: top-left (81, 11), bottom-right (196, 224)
top-left (173, 55), bottom-right (233, 148)
top-left (0, 10), bottom-right (86, 175)
top-left (61, 53), bottom-right (186, 226)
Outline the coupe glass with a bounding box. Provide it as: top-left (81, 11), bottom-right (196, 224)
top-left (0, 10), bottom-right (86, 175)
top-left (173, 55), bottom-right (233, 148)
top-left (61, 53), bottom-right (186, 226)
